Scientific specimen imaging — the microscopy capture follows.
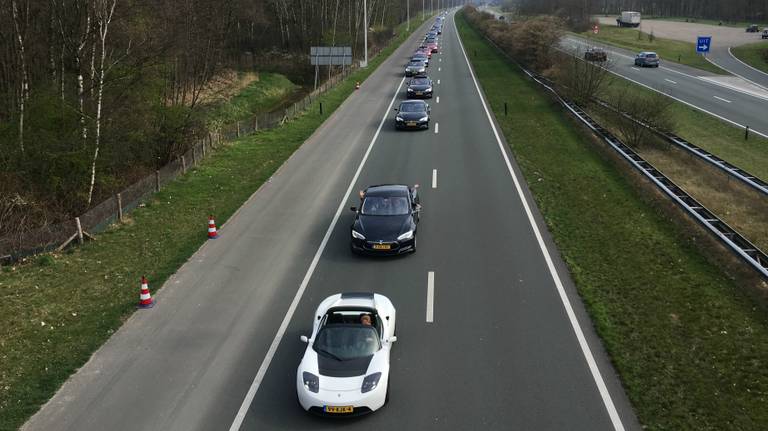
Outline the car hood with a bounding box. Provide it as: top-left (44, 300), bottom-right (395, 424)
top-left (408, 84), bottom-right (431, 91)
top-left (355, 214), bottom-right (412, 241)
top-left (298, 346), bottom-right (389, 390)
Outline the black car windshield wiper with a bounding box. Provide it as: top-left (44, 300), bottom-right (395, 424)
top-left (316, 347), bottom-right (344, 361)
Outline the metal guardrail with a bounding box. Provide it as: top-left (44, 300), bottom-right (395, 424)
top-left (518, 69), bottom-right (768, 279)
top-left (591, 98), bottom-right (768, 197)
top-left (464, 14), bottom-right (768, 278)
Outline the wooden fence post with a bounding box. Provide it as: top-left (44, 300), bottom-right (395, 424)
top-left (181, 156), bottom-right (187, 173)
top-left (116, 193), bottom-right (123, 222)
top-left (155, 170), bottom-right (160, 192)
top-left (236, 121), bottom-right (241, 137)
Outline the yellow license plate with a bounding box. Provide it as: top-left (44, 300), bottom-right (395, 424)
top-left (324, 405), bottom-right (353, 413)
top-left (372, 244), bottom-right (391, 250)
top-left (406, 122), bottom-right (417, 127)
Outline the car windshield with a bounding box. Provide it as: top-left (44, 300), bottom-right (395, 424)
top-left (408, 61), bottom-right (423, 67)
top-left (398, 103), bottom-right (426, 113)
top-left (413, 54), bottom-right (427, 60)
top-left (411, 78), bottom-right (429, 85)
top-left (361, 195), bottom-right (411, 215)
top-left (314, 325), bottom-right (380, 360)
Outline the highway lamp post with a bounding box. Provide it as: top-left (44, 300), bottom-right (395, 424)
top-left (422, 0), bottom-right (425, 20)
top-left (407, 0), bottom-right (410, 31)
top-left (362, 0), bottom-right (368, 67)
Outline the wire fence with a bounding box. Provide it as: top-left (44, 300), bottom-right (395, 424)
top-left (0, 67), bottom-right (356, 262)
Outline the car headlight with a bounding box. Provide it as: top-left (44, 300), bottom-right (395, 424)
top-left (302, 372), bottom-right (319, 393)
top-left (397, 230), bottom-right (414, 241)
top-left (407, 88), bottom-right (414, 92)
top-left (352, 229), bottom-right (365, 240)
top-left (396, 116), bottom-right (404, 122)
top-left (426, 87), bottom-right (432, 92)
top-left (361, 372), bottom-right (382, 393)
top-left (418, 116), bottom-right (428, 122)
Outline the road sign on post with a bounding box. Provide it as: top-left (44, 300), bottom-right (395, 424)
top-left (696, 36), bottom-right (712, 54)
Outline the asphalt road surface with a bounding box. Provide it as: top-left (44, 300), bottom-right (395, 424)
top-left (23, 11), bottom-right (639, 431)
top-left (562, 35), bottom-right (768, 138)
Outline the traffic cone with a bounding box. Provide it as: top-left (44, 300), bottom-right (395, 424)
top-left (207, 215), bottom-right (218, 239)
top-left (355, 81), bottom-right (360, 90)
top-left (138, 276), bottom-right (154, 309)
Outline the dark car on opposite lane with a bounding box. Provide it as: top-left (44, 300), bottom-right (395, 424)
top-left (350, 185), bottom-right (421, 255)
top-left (584, 47), bottom-right (607, 62)
top-left (394, 100), bottom-right (430, 130)
top-left (406, 76), bottom-right (433, 99)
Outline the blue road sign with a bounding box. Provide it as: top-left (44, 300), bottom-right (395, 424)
top-left (697, 36), bottom-right (712, 53)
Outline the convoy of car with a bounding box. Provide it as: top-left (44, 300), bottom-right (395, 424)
top-left (296, 13), bottom-right (446, 418)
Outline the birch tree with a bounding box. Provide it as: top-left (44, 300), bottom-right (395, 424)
top-left (86, 0), bottom-right (116, 206)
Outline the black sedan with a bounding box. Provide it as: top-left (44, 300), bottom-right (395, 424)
top-left (350, 185), bottom-right (421, 255)
top-left (394, 100), bottom-right (430, 130)
top-left (406, 77), bottom-right (433, 99)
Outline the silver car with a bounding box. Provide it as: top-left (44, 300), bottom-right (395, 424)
top-left (405, 60), bottom-right (427, 77)
top-left (634, 51), bottom-right (659, 68)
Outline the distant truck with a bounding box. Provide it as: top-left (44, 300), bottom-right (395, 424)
top-left (617, 11), bottom-right (641, 28)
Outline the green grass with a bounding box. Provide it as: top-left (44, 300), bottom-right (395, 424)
top-left (598, 76), bottom-right (768, 181)
top-left (207, 72), bottom-right (300, 124)
top-left (578, 26), bottom-right (727, 74)
top-left (458, 11), bottom-right (768, 430)
top-left (0, 14), bottom-right (429, 431)
top-left (731, 42), bottom-right (768, 75)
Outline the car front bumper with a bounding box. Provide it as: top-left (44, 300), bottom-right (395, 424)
top-left (395, 119), bottom-right (429, 130)
top-left (351, 237), bottom-right (415, 254)
top-left (297, 380), bottom-right (387, 415)
top-left (407, 90), bottom-right (433, 99)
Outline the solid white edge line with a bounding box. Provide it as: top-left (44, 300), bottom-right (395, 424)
top-left (601, 66), bottom-right (768, 138)
top-left (454, 14), bottom-right (626, 431)
top-left (713, 95), bottom-right (732, 103)
top-left (426, 271), bottom-right (435, 323)
top-left (728, 46), bottom-right (768, 80)
top-left (434, 122), bottom-right (439, 134)
top-left (432, 169), bottom-right (438, 188)
top-left (227, 75), bottom-right (407, 431)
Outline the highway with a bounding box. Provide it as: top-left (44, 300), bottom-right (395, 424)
top-left (561, 36), bottom-right (768, 138)
top-left (708, 46), bottom-right (768, 90)
top-left (23, 11), bottom-right (639, 431)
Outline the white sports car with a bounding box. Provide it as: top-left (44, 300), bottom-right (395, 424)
top-left (296, 292), bottom-right (397, 416)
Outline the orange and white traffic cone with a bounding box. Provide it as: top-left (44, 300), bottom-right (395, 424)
top-left (207, 215), bottom-right (218, 239)
top-left (355, 81), bottom-right (360, 90)
top-left (138, 276), bottom-right (154, 308)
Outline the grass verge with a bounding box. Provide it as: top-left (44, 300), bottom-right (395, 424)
top-left (458, 10), bottom-right (768, 430)
top-left (206, 72), bottom-right (301, 124)
top-left (0, 14), bottom-right (429, 431)
top-left (597, 75), bottom-right (768, 181)
top-left (578, 26), bottom-right (726, 74)
top-left (731, 42), bottom-right (768, 75)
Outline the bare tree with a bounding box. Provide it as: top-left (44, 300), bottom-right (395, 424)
top-left (606, 90), bottom-right (673, 148)
top-left (11, 0), bottom-right (29, 153)
top-left (553, 48), bottom-right (613, 107)
top-left (86, 0), bottom-right (116, 206)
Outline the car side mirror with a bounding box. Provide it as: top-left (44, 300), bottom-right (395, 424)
top-left (413, 204), bottom-right (422, 212)
top-left (393, 108), bottom-right (399, 111)
top-left (389, 336), bottom-right (397, 343)
top-left (300, 335), bottom-right (309, 343)
top-left (350, 206), bottom-right (357, 212)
